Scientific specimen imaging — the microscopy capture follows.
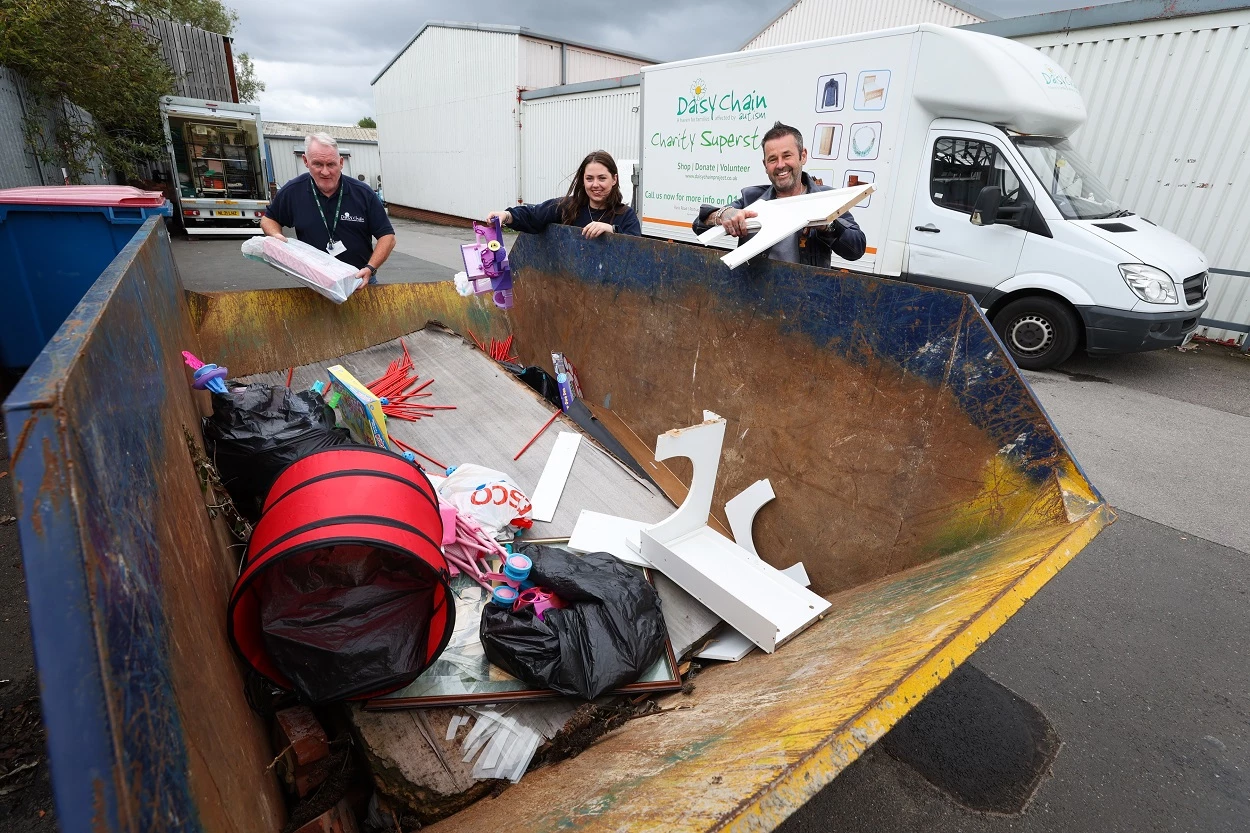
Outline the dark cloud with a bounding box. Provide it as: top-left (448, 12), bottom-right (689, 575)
top-left (222, 0), bottom-right (1123, 124)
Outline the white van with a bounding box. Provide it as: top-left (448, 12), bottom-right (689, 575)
top-left (637, 24), bottom-right (1209, 369)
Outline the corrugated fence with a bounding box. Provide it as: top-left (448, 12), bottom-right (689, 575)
top-left (0, 67), bottom-right (110, 188)
top-left (131, 16), bottom-right (235, 102)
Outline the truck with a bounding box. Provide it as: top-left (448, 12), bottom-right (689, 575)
top-left (638, 24), bottom-right (1210, 369)
top-left (160, 95), bottom-right (270, 236)
top-left (4, 216), bottom-right (1112, 832)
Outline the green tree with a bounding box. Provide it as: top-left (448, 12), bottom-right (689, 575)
top-left (358, 117), bottom-right (376, 128)
top-left (0, 0), bottom-right (175, 182)
top-left (235, 52), bottom-right (265, 103)
top-left (124, 0), bottom-right (238, 35)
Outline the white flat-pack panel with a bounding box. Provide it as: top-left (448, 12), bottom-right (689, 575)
top-left (567, 511), bottom-right (651, 567)
top-left (529, 432), bottom-right (581, 523)
top-left (641, 528), bottom-right (830, 653)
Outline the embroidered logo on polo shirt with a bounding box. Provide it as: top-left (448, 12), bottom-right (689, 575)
top-left (341, 211), bottom-right (366, 223)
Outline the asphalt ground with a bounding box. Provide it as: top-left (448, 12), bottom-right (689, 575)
top-left (781, 342), bottom-right (1250, 832)
top-left (1, 222), bottom-right (1246, 830)
top-left (173, 220), bottom-right (457, 291)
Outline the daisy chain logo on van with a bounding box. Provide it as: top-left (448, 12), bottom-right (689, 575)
top-left (1040, 65), bottom-right (1077, 90)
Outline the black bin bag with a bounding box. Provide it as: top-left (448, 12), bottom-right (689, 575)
top-left (201, 384), bottom-right (353, 521)
top-left (480, 545), bottom-right (668, 700)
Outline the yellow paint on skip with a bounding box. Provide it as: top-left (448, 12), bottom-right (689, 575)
top-left (432, 503), bottom-right (1113, 833)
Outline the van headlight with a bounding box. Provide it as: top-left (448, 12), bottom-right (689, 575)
top-left (1119, 264), bottom-right (1177, 304)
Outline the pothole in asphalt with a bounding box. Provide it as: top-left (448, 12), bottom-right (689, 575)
top-left (881, 662), bottom-right (1060, 815)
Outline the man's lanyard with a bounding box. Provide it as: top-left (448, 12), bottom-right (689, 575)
top-left (311, 178), bottom-right (344, 242)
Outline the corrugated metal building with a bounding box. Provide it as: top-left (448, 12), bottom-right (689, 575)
top-left (264, 122), bottom-right (381, 190)
top-left (520, 79), bottom-right (641, 205)
top-left (743, 0), bottom-right (991, 49)
top-left (371, 21), bottom-right (652, 222)
top-left (736, 0), bottom-right (1249, 343)
top-left (965, 1), bottom-right (1250, 344)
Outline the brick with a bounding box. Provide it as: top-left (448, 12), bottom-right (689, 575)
top-left (291, 799), bottom-right (359, 833)
top-left (290, 755), bottom-right (334, 798)
top-left (274, 706), bottom-right (330, 767)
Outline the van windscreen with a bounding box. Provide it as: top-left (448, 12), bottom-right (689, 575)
top-left (1013, 137), bottom-right (1124, 221)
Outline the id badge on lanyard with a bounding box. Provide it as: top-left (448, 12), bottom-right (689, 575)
top-left (313, 179), bottom-right (346, 257)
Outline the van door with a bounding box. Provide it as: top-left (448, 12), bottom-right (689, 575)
top-left (906, 132), bottom-right (1030, 300)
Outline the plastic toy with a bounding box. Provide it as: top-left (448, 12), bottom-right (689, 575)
top-left (457, 217), bottom-right (514, 309)
top-left (483, 553), bottom-right (565, 620)
top-left (182, 350), bottom-right (228, 395)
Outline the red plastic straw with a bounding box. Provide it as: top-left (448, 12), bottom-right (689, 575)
top-left (285, 367), bottom-right (294, 387)
top-left (513, 410), bottom-right (561, 461)
top-left (391, 436), bottom-right (447, 471)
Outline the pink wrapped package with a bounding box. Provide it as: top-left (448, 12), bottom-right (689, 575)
top-left (241, 236), bottom-right (362, 303)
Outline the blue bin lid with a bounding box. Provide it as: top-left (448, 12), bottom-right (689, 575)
top-left (0, 185), bottom-right (167, 208)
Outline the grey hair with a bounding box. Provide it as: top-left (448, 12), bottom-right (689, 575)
top-left (762, 121), bottom-right (804, 154)
top-left (305, 132), bottom-right (339, 153)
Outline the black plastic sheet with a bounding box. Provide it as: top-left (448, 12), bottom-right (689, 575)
top-left (480, 545), bottom-right (667, 700)
top-left (202, 384), bottom-right (354, 521)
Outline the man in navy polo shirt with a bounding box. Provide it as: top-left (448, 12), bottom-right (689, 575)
top-left (261, 132), bottom-right (395, 286)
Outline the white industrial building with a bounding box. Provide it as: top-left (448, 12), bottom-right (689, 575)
top-left (507, 0), bottom-right (1250, 345)
top-left (371, 22), bottom-right (652, 222)
top-left (263, 121), bottom-right (381, 192)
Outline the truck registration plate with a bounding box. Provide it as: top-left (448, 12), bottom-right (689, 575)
top-left (216, 210), bottom-right (241, 217)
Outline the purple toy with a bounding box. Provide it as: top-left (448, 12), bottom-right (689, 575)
top-left (459, 217), bottom-right (514, 309)
top-left (182, 350), bottom-right (229, 395)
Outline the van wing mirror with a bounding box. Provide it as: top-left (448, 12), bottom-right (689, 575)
top-left (970, 186), bottom-right (1002, 226)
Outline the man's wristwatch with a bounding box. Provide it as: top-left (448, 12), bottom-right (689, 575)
top-left (365, 264), bottom-right (378, 277)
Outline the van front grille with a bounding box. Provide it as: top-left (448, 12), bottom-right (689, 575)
top-left (1183, 271), bottom-right (1208, 304)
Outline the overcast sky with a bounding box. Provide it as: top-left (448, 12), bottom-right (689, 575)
top-left (222, 0), bottom-right (1123, 125)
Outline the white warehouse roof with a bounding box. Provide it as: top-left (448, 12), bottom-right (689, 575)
top-left (263, 121), bottom-right (378, 143)
top-left (371, 20), bottom-right (660, 85)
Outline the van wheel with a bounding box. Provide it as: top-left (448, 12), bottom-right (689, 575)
top-left (992, 297), bottom-right (1079, 370)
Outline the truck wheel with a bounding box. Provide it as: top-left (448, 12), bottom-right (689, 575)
top-left (992, 297), bottom-right (1079, 370)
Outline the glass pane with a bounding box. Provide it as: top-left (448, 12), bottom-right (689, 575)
top-left (931, 137), bottom-right (1002, 214)
top-left (1013, 136), bottom-right (1122, 220)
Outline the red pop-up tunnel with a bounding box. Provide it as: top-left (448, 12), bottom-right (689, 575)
top-left (228, 446), bottom-right (454, 703)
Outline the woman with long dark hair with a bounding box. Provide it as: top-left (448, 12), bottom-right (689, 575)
top-left (489, 150), bottom-right (641, 238)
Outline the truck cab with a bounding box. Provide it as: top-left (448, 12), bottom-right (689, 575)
top-left (905, 119), bottom-right (1208, 368)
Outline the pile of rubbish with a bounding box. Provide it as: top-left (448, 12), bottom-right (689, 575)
top-left (190, 227), bottom-right (830, 832)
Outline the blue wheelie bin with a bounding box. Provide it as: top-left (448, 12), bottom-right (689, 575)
top-left (0, 185), bottom-right (171, 369)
